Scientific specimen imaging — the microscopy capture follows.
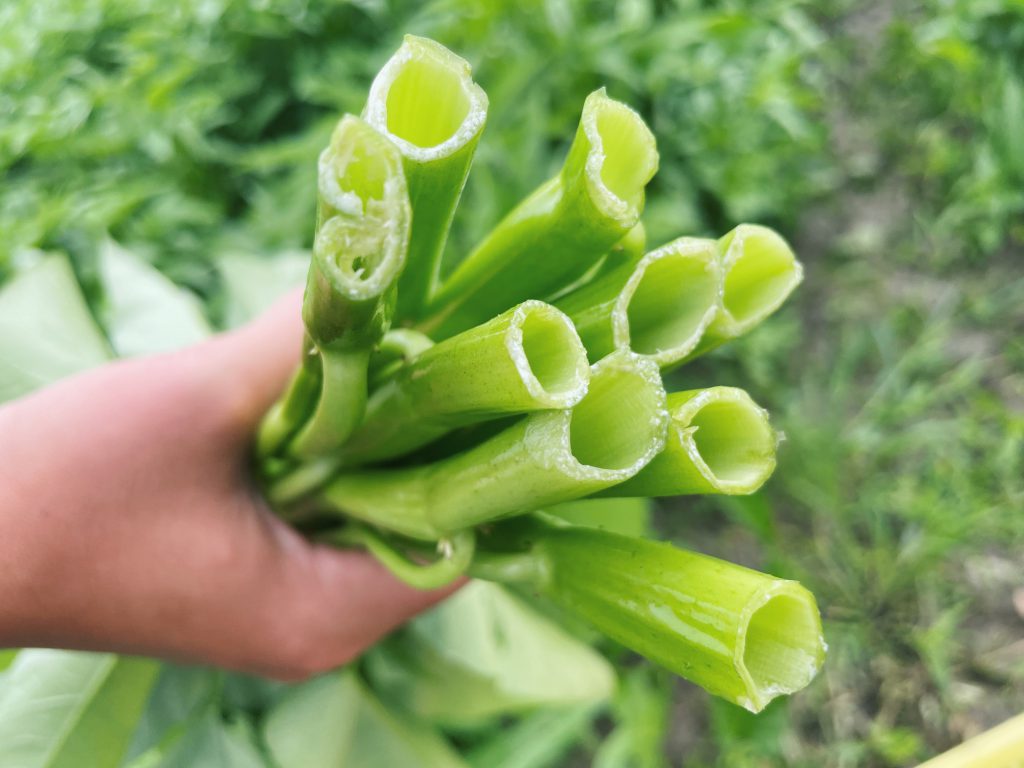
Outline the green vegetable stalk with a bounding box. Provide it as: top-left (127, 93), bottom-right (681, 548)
top-left (363, 35), bottom-right (488, 322)
top-left (267, 300), bottom-right (590, 505)
top-left (257, 115), bottom-right (411, 460)
top-left (556, 236), bottom-right (722, 366)
top-left (684, 224), bottom-right (803, 361)
top-left (474, 517), bottom-right (826, 713)
top-left (308, 351), bottom-right (668, 540)
top-left (250, 34), bottom-right (824, 722)
top-left (342, 300), bottom-right (589, 464)
top-left (605, 387), bottom-right (778, 496)
top-left (421, 88), bottom-right (658, 337)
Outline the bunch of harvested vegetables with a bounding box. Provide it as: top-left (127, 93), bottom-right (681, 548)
top-left (256, 34), bottom-right (825, 716)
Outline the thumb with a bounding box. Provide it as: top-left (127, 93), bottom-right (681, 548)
top-left (207, 289), bottom-right (306, 430)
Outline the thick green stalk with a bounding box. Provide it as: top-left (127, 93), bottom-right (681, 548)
top-left (265, 301), bottom-right (589, 505)
top-left (604, 387), bottom-right (777, 496)
top-left (422, 89), bottom-right (658, 338)
top-left (367, 328), bottom-right (435, 389)
top-left (257, 115), bottom-right (411, 459)
top-left (556, 237), bottom-right (722, 367)
top-left (364, 35), bottom-right (488, 321)
top-left (546, 221), bottom-right (647, 303)
top-left (685, 224), bottom-right (803, 361)
top-left (311, 351), bottom-right (668, 540)
top-left (339, 300), bottom-right (589, 465)
top-left (475, 518), bottom-right (826, 713)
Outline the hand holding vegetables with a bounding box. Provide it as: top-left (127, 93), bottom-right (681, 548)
top-left (257, 35), bottom-right (823, 714)
top-left (0, 293), bottom-right (455, 679)
top-left (0, 34), bottom-right (824, 719)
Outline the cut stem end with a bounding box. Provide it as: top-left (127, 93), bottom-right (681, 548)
top-left (615, 238), bottom-right (722, 366)
top-left (680, 387), bottom-right (777, 493)
top-left (315, 116), bottom-right (410, 300)
top-left (582, 89), bottom-right (658, 222)
top-left (366, 34), bottom-right (488, 161)
top-left (509, 300), bottom-right (590, 408)
top-left (737, 582), bottom-right (826, 713)
top-left (717, 224), bottom-right (802, 335)
top-left (563, 352), bottom-right (667, 479)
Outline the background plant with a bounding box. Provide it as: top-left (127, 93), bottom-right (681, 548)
top-left (0, 0), bottom-right (1021, 766)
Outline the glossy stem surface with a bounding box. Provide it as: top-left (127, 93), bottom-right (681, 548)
top-left (313, 351), bottom-right (667, 540)
top-left (684, 224), bottom-right (802, 361)
top-left (258, 115), bottom-right (411, 460)
top-left (605, 387), bottom-right (778, 496)
top-left (340, 300), bottom-right (589, 466)
top-left (557, 236), bottom-right (721, 367)
top-left (475, 518), bottom-right (825, 713)
top-left (364, 35), bottom-right (488, 321)
top-left (422, 89), bottom-right (658, 338)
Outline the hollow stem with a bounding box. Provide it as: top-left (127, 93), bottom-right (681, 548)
top-left (311, 351), bottom-right (667, 540)
top-left (339, 300), bottom-right (589, 466)
top-left (605, 387), bottom-right (778, 496)
top-left (475, 517), bottom-right (825, 713)
top-left (364, 35), bottom-right (488, 321)
top-left (257, 115), bottom-right (411, 460)
top-left (685, 224), bottom-right (802, 360)
top-left (422, 89), bottom-right (658, 338)
top-left (557, 237), bottom-right (722, 367)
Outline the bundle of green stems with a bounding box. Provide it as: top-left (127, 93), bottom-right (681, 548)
top-left (257, 35), bottom-right (821, 714)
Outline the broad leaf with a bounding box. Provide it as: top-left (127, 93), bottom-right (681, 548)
top-left (0, 254), bottom-right (112, 404)
top-left (217, 251), bottom-right (309, 329)
top-left (98, 239), bottom-right (211, 356)
top-left (265, 670), bottom-right (467, 768)
top-left (366, 582), bottom-right (615, 727)
top-left (465, 704), bottom-right (600, 768)
top-left (0, 650), bottom-right (159, 768)
top-left (263, 673), bottom-right (359, 768)
top-left (122, 665), bottom-right (219, 766)
top-left (138, 712), bottom-right (267, 768)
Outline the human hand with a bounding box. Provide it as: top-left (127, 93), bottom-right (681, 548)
top-left (0, 293), bottom-right (456, 679)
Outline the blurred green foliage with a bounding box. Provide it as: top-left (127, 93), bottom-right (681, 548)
top-left (1, 0), bottom-right (1021, 765)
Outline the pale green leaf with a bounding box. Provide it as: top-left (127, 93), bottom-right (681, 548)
top-left (265, 670), bottom-right (467, 768)
top-left (348, 678), bottom-right (468, 768)
top-left (122, 665), bottom-right (219, 766)
top-left (99, 239), bottom-right (211, 356)
top-left (263, 672), bottom-right (359, 768)
top-left (0, 649), bottom-right (17, 673)
top-left (465, 704), bottom-right (599, 768)
top-left (0, 650), bottom-right (159, 768)
top-left (217, 251), bottom-right (309, 329)
top-left (366, 582), bottom-right (615, 727)
top-left (146, 713), bottom-right (267, 768)
top-left (0, 254), bottom-right (112, 404)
